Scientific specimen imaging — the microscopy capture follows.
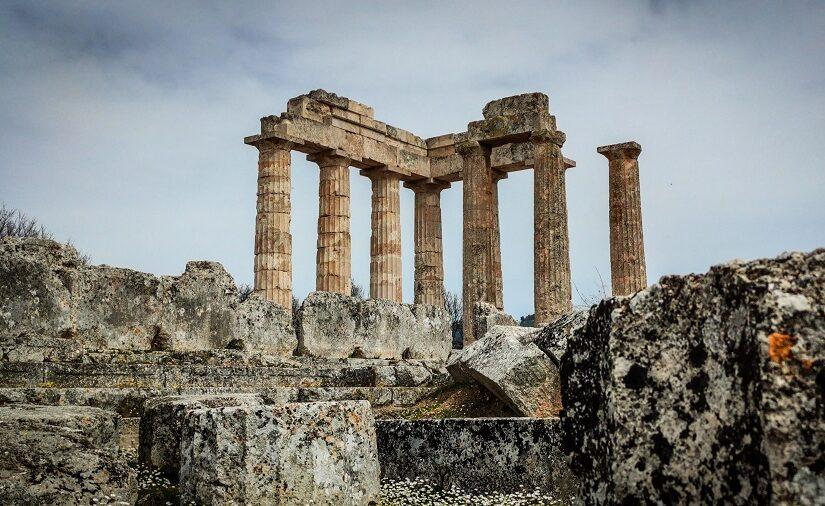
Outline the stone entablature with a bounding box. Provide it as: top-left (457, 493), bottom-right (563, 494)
top-left (245, 90), bottom-right (646, 341)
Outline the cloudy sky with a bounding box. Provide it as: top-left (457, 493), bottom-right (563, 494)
top-left (1, 1), bottom-right (823, 318)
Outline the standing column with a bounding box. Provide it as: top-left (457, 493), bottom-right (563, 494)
top-left (490, 171), bottom-right (507, 310)
top-left (364, 169), bottom-right (403, 302)
top-left (405, 179), bottom-right (450, 306)
top-left (597, 141), bottom-right (647, 296)
top-left (458, 140), bottom-right (494, 344)
top-left (252, 139), bottom-right (293, 311)
top-left (532, 129), bottom-right (572, 326)
top-left (308, 152), bottom-right (352, 295)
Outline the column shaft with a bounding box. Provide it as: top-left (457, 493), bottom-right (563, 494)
top-left (533, 131), bottom-right (572, 326)
top-left (253, 140), bottom-right (293, 311)
top-left (600, 143), bottom-right (647, 295)
top-left (491, 174), bottom-right (505, 310)
top-left (368, 171), bottom-right (402, 302)
top-left (408, 181), bottom-right (449, 307)
top-left (314, 154), bottom-right (352, 295)
top-left (459, 142), bottom-right (494, 344)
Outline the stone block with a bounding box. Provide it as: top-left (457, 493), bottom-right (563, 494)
top-left (376, 417), bottom-right (576, 497)
top-left (180, 400), bottom-right (380, 505)
top-left (561, 249), bottom-right (825, 505)
top-left (138, 393), bottom-right (265, 477)
top-left (447, 325), bottom-right (561, 417)
top-left (525, 309), bottom-right (589, 364)
top-left (472, 302), bottom-right (518, 343)
top-left (482, 92), bottom-right (550, 118)
top-left (0, 404), bottom-right (135, 504)
top-left (297, 291), bottom-right (451, 360)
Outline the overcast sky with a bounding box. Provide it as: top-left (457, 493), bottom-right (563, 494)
top-left (1, 1), bottom-right (823, 318)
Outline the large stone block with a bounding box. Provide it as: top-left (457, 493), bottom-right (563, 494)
top-left (0, 404), bottom-right (135, 504)
top-left (525, 309), bottom-right (589, 364)
top-left (296, 291), bottom-right (451, 360)
top-left (471, 302), bottom-right (518, 344)
top-left (180, 400), bottom-right (380, 505)
top-left (138, 393), bottom-right (265, 477)
top-left (0, 237), bottom-right (296, 357)
top-left (376, 417), bottom-right (576, 498)
top-left (447, 325), bottom-right (561, 417)
top-left (561, 249), bottom-right (825, 505)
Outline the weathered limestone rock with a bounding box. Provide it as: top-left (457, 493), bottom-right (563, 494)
top-left (533, 129), bottom-right (572, 325)
top-left (180, 401), bottom-right (380, 505)
top-left (311, 152), bottom-right (352, 295)
top-left (252, 138), bottom-right (294, 311)
top-left (526, 309), bottom-right (589, 363)
top-left (458, 141), bottom-right (494, 344)
top-left (0, 404), bottom-right (136, 504)
top-left (405, 179), bottom-right (449, 307)
top-left (138, 393), bottom-right (265, 477)
top-left (0, 237), bottom-right (296, 356)
top-left (366, 169), bottom-right (402, 302)
top-left (296, 291), bottom-right (451, 360)
top-left (376, 417), bottom-right (576, 498)
top-left (561, 249), bottom-right (824, 505)
top-left (472, 301), bottom-right (518, 344)
top-left (447, 324), bottom-right (561, 417)
top-left (597, 141), bottom-right (647, 296)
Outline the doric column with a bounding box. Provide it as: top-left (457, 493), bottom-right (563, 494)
top-left (252, 139), bottom-right (293, 311)
top-left (405, 179), bottom-right (450, 307)
top-left (308, 152), bottom-right (352, 295)
top-left (458, 140), bottom-right (494, 344)
top-left (532, 129), bottom-right (572, 326)
top-left (597, 141), bottom-right (647, 296)
top-left (491, 171), bottom-right (507, 310)
top-left (363, 168), bottom-right (403, 302)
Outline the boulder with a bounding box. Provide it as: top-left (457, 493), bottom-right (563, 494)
top-left (471, 302), bottom-right (518, 344)
top-left (180, 400), bottom-right (380, 505)
top-left (525, 309), bottom-right (589, 363)
top-left (447, 325), bottom-right (561, 417)
top-left (0, 404), bottom-right (135, 504)
top-left (296, 291), bottom-right (451, 360)
top-left (561, 249), bottom-right (825, 505)
top-left (138, 393), bottom-right (265, 477)
top-left (0, 237), bottom-right (296, 357)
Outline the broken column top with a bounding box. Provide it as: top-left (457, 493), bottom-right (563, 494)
top-left (483, 92), bottom-right (550, 118)
top-left (597, 141), bottom-right (642, 160)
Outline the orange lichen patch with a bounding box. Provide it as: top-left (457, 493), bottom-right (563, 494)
top-left (801, 359), bottom-right (813, 371)
top-left (768, 332), bottom-right (797, 364)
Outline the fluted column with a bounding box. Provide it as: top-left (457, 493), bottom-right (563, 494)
top-left (491, 171), bottom-right (507, 310)
top-left (458, 140), bottom-right (494, 344)
top-left (252, 139), bottom-right (293, 311)
top-left (308, 152), bottom-right (352, 295)
top-left (533, 129), bottom-right (572, 326)
top-left (363, 168), bottom-right (403, 302)
top-left (597, 141), bottom-right (647, 296)
top-left (405, 179), bottom-right (450, 306)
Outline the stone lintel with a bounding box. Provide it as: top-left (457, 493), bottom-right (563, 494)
top-left (531, 128), bottom-right (566, 147)
top-left (597, 141), bottom-right (642, 160)
top-left (307, 89), bottom-right (375, 118)
top-left (458, 111), bottom-right (556, 147)
top-left (482, 92), bottom-right (550, 119)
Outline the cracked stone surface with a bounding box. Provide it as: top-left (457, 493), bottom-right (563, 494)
top-left (561, 249), bottom-right (824, 505)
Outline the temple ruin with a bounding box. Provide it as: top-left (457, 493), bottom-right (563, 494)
top-left (245, 90), bottom-right (648, 340)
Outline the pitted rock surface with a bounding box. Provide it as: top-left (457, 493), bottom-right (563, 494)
top-left (296, 291), bottom-right (451, 360)
top-left (0, 237), bottom-right (295, 356)
top-left (138, 393), bottom-right (265, 477)
top-left (525, 309), bottom-right (589, 364)
top-left (447, 325), bottom-right (560, 417)
top-left (561, 249), bottom-right (824, 505)
top-left (180, 400), bottom-right (380, 505)
top-left (0, 403), bottom-right (136, 504)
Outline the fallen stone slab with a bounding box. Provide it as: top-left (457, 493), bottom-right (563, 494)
top-left (138, 393), bottom-right (265, 477)
top-left (296, 291), bottom-right (451, 360)
top-left (561, 249), bottom-right (825, 505)
top-left (180, 400), bottom-right (380, 505)
top-left (470, 302), bottom-right (518, 344)
top-left (447, 325), bottom-right (561, 417)
top-left (524, 309), bottom-right (589, 363)
top-left (0, 404), bottom-right (136, 504)
top-left (376, 417), bottom-right (576, 498)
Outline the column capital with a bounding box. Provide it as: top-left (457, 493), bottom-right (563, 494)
top-left (531, 129), bottom-right (566, 147)
top-left (455, 140), bottom-right (490, 157)
top-left (597, 141), bottom-right (642, 161)
top-left (563, 157), bottom-right (576, 170)
top-left (492, 170), bottom-right (508, 183)
top-left (307, 150), bottom-right (352, 167)
top-left (404, 178), bottom-right (451, 193)
top-left (251, 137), bottom-right (295, 152)
top-left (359, 166), bottom-right (402, 181)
